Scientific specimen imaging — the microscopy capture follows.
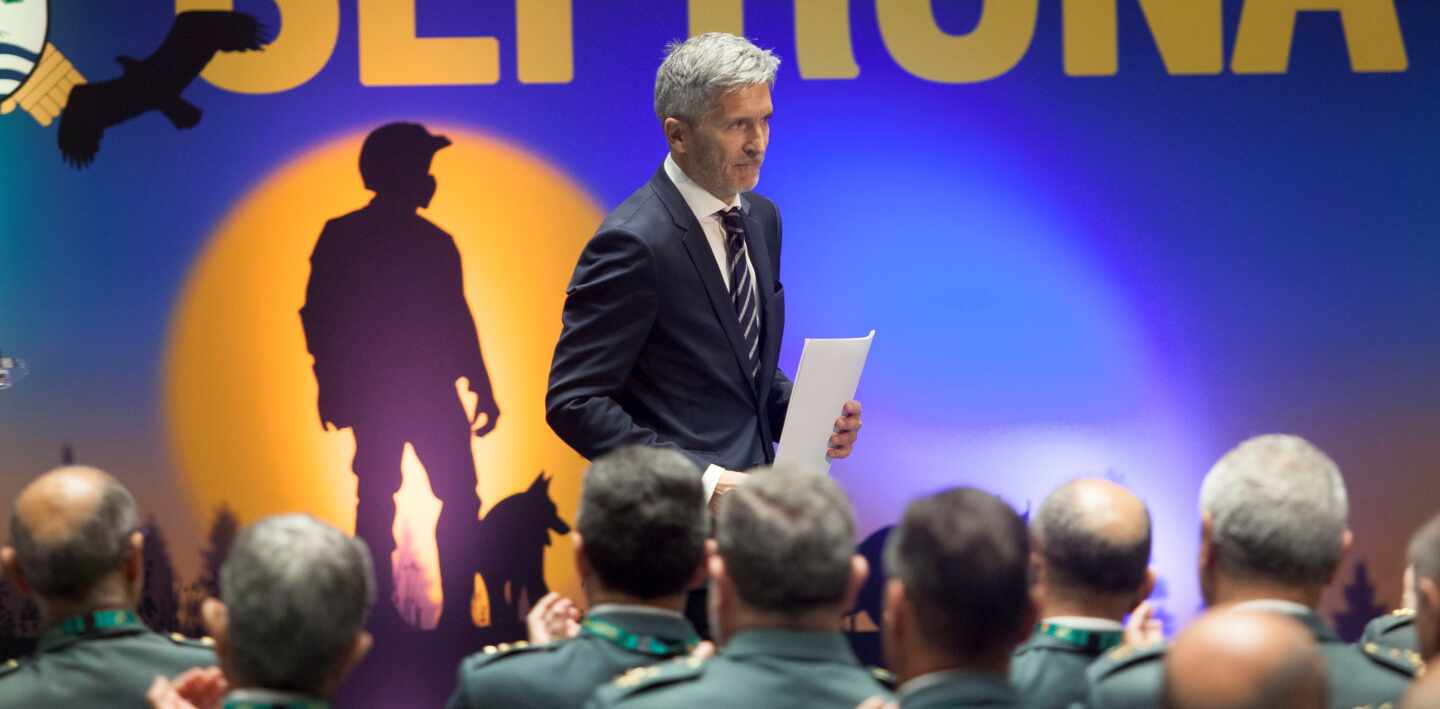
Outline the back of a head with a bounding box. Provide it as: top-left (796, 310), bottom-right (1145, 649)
top-left (1032, 478), bottom-right (1152, 599)
top-left (1408, 512), bottom-right (1440, 661)
top-left (1199, 434), bottom-right (1349, 587)
top-left (715, 466), bottom-right (854, 615)
top-left (221, 514), bottom-right (375, 697)
top-left (576, 446), bottom-right (707, 598)
top-left (1163, 610), bottom-right (1327, 709)
top-left (9, 466), bottom-right (137, 602)
top-left (654, 32), bottom-right (780, 122)
top-left (1409, 513), bottom-right (1440, 601)
top-left (885, 487), bottom-right (1031, 660)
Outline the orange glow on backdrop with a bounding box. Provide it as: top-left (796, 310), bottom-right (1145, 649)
top-left (164, 127), bottom-right (600, 624)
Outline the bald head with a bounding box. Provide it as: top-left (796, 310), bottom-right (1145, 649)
top-left (1163, 610), bottom-right (1327, 709)
top-left (1032, 478), bottom-right (1152, 600)
top-left (7, 466), bottom-right (139, 601)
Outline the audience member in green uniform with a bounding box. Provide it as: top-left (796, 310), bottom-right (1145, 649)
top-left (1162, 610), bottom-right (1327, 709)
top-left (0, 465), bottom-right (216, 709)
top-left (146, 514), bottom-right (375, 709)
top-left (859, 487), bottom-right (1034, 709)
top-left (587, 466), bottom-right (889, 709)
top-left (446, 446), bottom-right (707, 708)
top-left (1012, 477), bottom-right (1154, 708)
top-left (1086, 434), bottom-right (1419, 709)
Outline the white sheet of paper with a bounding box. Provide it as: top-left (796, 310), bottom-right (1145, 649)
top-left (774, 330), bottom-right (875, 474)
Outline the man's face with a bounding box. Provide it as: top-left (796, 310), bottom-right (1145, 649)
top-left (684, 83), bottom-right (772, 201)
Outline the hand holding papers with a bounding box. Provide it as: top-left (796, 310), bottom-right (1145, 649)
top-left (775, 331), bottom-right (875, 474)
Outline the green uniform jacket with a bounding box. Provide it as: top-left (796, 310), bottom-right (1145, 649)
top-left (898, 670), bottom-right (1022, 709)
top-left (1361, 609), bottom-right (1418, 655)
top-left (585, 629), bottom-right (891, 709)
top-left (0, 611), bottom-right (216, 709)
top-left (1010, 626), bottom-right (1114, 708)
top-left (446, 607), bottom-right (699, 709)
top-left (1085, 607), bottom-right (1420, 709)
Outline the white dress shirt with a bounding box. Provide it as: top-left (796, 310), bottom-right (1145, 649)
top-left (662, 153), bottom-right (761, 503)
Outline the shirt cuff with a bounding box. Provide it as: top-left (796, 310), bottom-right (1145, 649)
top-left (702, 464), bottom-right (727, 504)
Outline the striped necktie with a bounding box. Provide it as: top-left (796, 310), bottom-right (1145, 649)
top-left (719, 207), bottom-right (761, 381)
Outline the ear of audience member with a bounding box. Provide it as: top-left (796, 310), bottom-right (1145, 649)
top-left (1408, 512), bottom-right (1440, 663)
top-left (1162, 609), bottom-right (1326, 709)
top-left (1014, 478), bottom-right (1152, 708)
top-left (203, 514), bottom-right (375, 703)
top-left (446, 446), bottom-right (708, 709)
top-left (881, 487), bottom-right (1033, 708)
top-left (0, 466), bottom-right (216, 706)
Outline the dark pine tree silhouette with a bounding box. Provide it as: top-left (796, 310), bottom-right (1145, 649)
top-left (139, 517), bottom-right (181, 633)
top-left (60, 442), bottom-right (75, 465)
top-left (198, 505), bottom-right (238, 597)
top-left (1333, 560), bottom-right (1388, 642)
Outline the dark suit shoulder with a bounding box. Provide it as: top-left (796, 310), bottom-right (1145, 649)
top-left (587, 656), bottom-right (708, 708)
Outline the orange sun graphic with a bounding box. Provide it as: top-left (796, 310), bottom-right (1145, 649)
top-left (164, 126), bottom-right (600, 627)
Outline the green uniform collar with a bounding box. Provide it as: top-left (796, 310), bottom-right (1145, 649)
top-left (582, 614), bottom-right (699, 657)
top-left (1036, 621), bottom-right (1124, 654)
top-left (223, 688), bottom-right (328, 709)
top-left (39, 609), bottom-right (145, 651)
top-left (898, 670), bottom-right (1019, 708)
top-left (722, 629), bottom-right (860, 665)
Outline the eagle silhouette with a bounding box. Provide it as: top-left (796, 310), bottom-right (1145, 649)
top-left (57, 11), bottom-right (270, 168)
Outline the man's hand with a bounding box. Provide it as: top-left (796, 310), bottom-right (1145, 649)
top-left (827, 400), bottom-right (863, 460)
top-left (147, 667), bottom-right (228, 709)
top-left (472, 397), bottom-right (501, 437)
top-left (855, 697), bottom-right (897, 709)
top-left (709, 470), bottom-right (749, 514)
top-left (527, 591), bottom-right (582, 644)
top-left (1124, 600), bottom-right (1165, 648)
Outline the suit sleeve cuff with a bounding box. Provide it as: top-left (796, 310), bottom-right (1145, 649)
top-left (702, 464), bottom-right (726, 504)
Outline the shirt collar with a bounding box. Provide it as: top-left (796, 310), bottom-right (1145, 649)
top-left (721, 629), bottom-right (859, 665)
top-left (223, 688), bottom-right (328, 709)
top-left (897, 670), bottom-right (1017, 704)
top-left (1041, 616), bottom-right (1125, 632)
top-left (663, 153), bottom-right (745, 223)
top-left (586, 604), bottom-right (698, 643)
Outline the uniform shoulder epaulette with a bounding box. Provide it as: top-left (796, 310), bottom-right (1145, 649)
top-left (1363, 609), bottom-right (1416, 638)
top-left (0, 657), bottom-right (22, 678)
top-left (1086, 641), bottom-right (1166, 681)
top-left (590, 655), bottom-right (708, 705)
top-left (461, 640), bottom-right (556, 671)
top-left (166, 632), bottom-right (217, 651)
top-left (1360, 641), bottom-right (1423, 677)
top-left (868, 666), bottom-right (897, 691)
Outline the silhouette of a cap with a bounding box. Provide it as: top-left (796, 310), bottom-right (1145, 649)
top-left (359, 122), bottom-right (452, 192)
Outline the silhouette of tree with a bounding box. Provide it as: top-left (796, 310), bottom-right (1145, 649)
top-left (139, 517), bottom-right (181, 633)
top-left (1333, 560), bottom-right (1388, 642)
top-left (60, 442), bottom-right (75, 465)
top-left (198, 505), bottom-right (238, 597)
top-left (178, 580), bottom-right (209, 638)
top-left (0, 580), bottom-right (17, 638)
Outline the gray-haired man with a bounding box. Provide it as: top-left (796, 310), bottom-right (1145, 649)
top-left (586, 467), bottom-right (889, 708)
top-left (0, 466), bottom-right (216, 708)
top-left (147, 514), bottom-right (375, 708)
top-left (1087, 434), bottom-right (1419, 709)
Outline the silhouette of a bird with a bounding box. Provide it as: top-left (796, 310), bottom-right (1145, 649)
top-left (57, 11), bottom-right (270, 168)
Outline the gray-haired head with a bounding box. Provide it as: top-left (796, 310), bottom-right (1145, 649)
top-left (1411, 514), bottom-right (1440, 592)
top-left (1408, 513), bottom-right (1440, 661)
top-left (8, 466), bottom-right (139, 603)
top-left (1199, 435), bottom-right (1349, 587)
top-left (715, 466), bottom-right (854, 614)
top-left (654, 32), bottom-right (780, 122)
top-left (220, 514), bottom-right (375, 696)
top-left (576, 446), bottom-right (708, 599)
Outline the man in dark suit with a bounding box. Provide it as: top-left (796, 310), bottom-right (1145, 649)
top-left (546, 33), bottom-right (862, 514)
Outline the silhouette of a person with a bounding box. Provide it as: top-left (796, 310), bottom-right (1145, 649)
top-left (300, 122), bottom-right (500, 630)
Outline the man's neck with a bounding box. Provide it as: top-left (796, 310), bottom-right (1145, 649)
top-left (586, 588), bottom-right (687, 615)
top-left (1041, 592), bottom-right (1133, 623)
top-left (895, 645), bottom-right (1009, 685)
top-left (1208, 577), bottom-right (1322, 610)
top-left (725, 604), bottom-right (844, 637)
top-left (37, 590), bottom-right (134, 631)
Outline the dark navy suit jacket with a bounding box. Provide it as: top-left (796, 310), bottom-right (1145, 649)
top-left (546, 164), bottom-right (792, 471)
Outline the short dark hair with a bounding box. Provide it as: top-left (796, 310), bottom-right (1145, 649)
top-left (576, 447), bottom-right (707, 599)
top-left (10, 475), bottom-right (138, 601)
top-left (1410, 513), bottom-right (1440, 586)
top-left (1033, 483), bottom-right (1151, 595)
top-left (885, 487), bottom-right (1031, 659)
top-left (716, 467), bottom-right (855, 614)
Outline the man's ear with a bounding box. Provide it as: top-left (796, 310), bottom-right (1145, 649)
top-left (572, 532), bottom-right (590, 584)
top-left (123, 530), bottom-right (145, 595)
top-left (882, 578), bottom-right (905, 636)
top-left (202, 598), bottom-right (230, 656)
top-left (0, 546), bottom-right (30, 595)
top-left (1419, 577), bottom-right (1440, 614)
top-left (1198, 513), bottom-right (1216, 571)
top-left (706, 539), bottom-right (724, 584)
top-left (1135, 567), bottom-right (1157, 608)
top-left (663, 117), bottom-right (688, 154)
top-left (1327, 529), bottom-right (1355, 585)
top-left (333, 630), bottom-right (373, 687)
top-left (841, 555), bottom-right (869, 612)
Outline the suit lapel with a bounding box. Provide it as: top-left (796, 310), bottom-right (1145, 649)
top-left (649, 167), bottom-right (758, 402)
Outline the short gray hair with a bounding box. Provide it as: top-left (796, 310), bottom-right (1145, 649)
top-left (1409, 513), bottom-right (1440, 587)
top-left (1199, 435), bottom-right (1349, 586)
top-left (715, 466), bottom-right (854, 614)
top-left (9, 472), bottom-right (137, 602)
top-left (654, 32), bottom-right (780, 122)
top-left (221, 515), bottom-right (375, 695)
